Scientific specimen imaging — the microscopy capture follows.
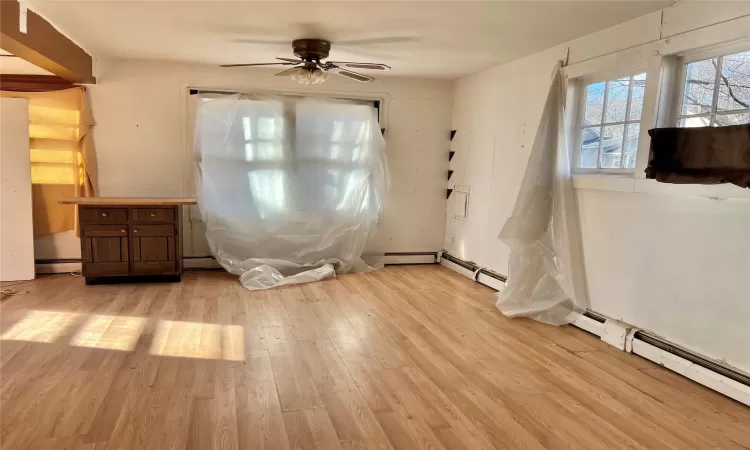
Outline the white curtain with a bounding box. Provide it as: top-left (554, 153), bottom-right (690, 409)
top-left (495, 62), bottom-right (590, 325)
top-left (194, 94), bottom-right (388, 290)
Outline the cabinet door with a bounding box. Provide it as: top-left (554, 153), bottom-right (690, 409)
top-left (82, 225), bottom-right (129, 277)
top-left (132, 225), bottom-right (177, 275)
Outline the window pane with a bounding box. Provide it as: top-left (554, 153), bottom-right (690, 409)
top-left (679, 116), bottom-right (711, 127)
top-left (628, 73), bottom-right (647, 120)
top-left (714, 113), bottom-right (750, 127)
top-left (247, 170), bottom-right (289, 219)
top-left (605, 77), bottom-right (630, 123)
top-left (579, 127), bottom-right (600, 168)
top-left (584, 82), bottom-right (605, 125)
top-left (717, 50), bottom-right (750, 112)
top-left (682, 59), bottom-right (717, 116)
top-left (30, 164), bottom-right (76, 184)
top-left (600, 125), bottom-right (624, 169)
top-left (30, 149), bottom-right (76, 164)
top-left (623, 124), bottom-right (639, 169)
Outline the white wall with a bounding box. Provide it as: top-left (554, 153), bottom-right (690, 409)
top-left (77, 59), bottom-right (451, 258)
top-left (0, 97), bottom-right (35, 281)
top-left (446, 2), bottom-right (750, 372)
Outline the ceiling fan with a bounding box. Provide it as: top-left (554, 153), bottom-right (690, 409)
top-left (220, 39), bottom-right (390, 84)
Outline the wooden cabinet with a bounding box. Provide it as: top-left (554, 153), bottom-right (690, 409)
top-left (61, 198), bottom-right (197, 284)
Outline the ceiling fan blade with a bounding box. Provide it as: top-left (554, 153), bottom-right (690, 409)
top-left (327, 67), bottom-right (374, 83)
top-left (275, 67), bottom-right (304, 77)
top-left (327, 61), bottom-right (390, 71)
top-left (220, 62), bottom-right (297, 68)
top-left (277, 57), bottom-right (302, 64)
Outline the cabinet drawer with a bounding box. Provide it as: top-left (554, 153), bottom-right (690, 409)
top-left (132, 224), bottom-right (175, 237)
top-left (81, 208), bottom-right (127, 223)
top-left (133, 261), bottom-right (177, 275)
top-left (84, 262), bottom-right (129, 277)
top-left (132, 208), bottom-right (175, 222)
top-left (82, 224), bottom-right (128, 237)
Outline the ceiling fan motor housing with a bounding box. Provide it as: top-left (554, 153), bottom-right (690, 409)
top-left (293, 39), bottom-right (331, 61)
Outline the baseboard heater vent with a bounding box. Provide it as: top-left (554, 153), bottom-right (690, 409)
top-left (440, 251), bottom-right (478, 271)
top-left (440, 251), bottom-right (508, 283)
top-left (382, 252), bottom-right (438, 265)
top-left (634, 330), bottom-right (750, 387)
top-left (583, 310), bottom-right (607, 323)
top-left (35, 258), bottom-right (82, 264)
top-left (478, 267), bottom-right (508, 283)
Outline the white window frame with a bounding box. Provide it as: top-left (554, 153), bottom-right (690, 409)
top-left (572, 66), bottom-right (648, 174)
top-left (673, 40), bottom-right (750, 127)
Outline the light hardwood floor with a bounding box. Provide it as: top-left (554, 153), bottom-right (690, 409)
top-left (1, 266), bottom-right (748, 450)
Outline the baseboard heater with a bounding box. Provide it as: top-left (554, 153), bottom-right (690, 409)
top-left (35, 258), bottom-right (82, 274)
top-left (382, 252), bottom-right (438, 265)
top-left (185, 253), bottom-right (439, 267)
top-left (634, 330), bottom-right (750, 387)
top-left (439, 250), bottom-right (750, 406)
top-left (440, 251), bottom-right (508, 284)
top-left (37, 252), bottom-right (439, 274)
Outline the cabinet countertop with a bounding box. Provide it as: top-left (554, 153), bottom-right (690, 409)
top-left (59, 197), bottom-right (198, 206)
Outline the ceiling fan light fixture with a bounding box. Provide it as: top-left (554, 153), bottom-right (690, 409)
top-left (290, 67), bottom-right (330, 85)
top-left (311, 68), bottom-right (330, 84)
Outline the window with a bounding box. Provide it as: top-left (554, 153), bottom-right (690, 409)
top-left (576, 72), bottom-right (646, 171)
top-left (679, 49), bottom-right (750, 127)
top-left (194, 95), bottom-right (382, 222)
top-left (29, 104), bottom-right (82, 186)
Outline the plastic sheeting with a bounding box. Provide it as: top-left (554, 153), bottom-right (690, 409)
top-left (495, 62), bottom-right (589, 325)
top-left (194, 93), bottom-right (388, 290)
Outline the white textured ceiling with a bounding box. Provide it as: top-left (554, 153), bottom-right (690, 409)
top-left (30, 0), bottom-right (671, 79)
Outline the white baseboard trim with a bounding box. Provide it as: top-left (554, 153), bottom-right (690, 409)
top-left (570, 312), bottom-right (606, 337)
top-left (439, 257), bottom-right (507, 291)
top-left (476, 271), bottom-right (506, 291)
top-left (632, 339), bottom-right (750, 406)
top-left (439, 258), bottom-right (475, 279)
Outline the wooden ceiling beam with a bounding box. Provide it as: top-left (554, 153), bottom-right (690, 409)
top-left (0, 74), bottom-right (75, 91)
top-left (0, 1), bottom-right (94, 83)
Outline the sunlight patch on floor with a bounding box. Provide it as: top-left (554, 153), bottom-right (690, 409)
top-left (150, 320), bottom-right (245, 361)
top-left (1, 310), bottom-right (82, 343)
top-left (71, 314), bottom-right (147, 351)
top-left (1, 310), bottom-right (246, 361)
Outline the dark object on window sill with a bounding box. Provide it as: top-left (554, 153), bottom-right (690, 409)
top-left (645, 124), bottom-right (750, 189)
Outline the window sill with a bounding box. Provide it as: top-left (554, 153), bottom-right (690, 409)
top-left (572, 173), bottom-right (636, 193)
top-left (572, 173), bottom-right (750, 200)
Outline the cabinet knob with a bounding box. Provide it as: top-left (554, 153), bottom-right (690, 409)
top-left (150, 212), bottom-right (156, 217)
top-left (120, 229), bottom-right (126, 233)
top-left (101, 212), bottom-right (108, 217)
top-left (134, 229), bottom-right (139, 233)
